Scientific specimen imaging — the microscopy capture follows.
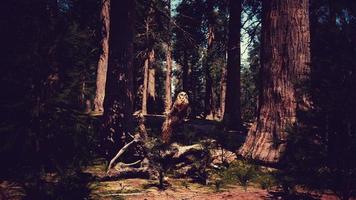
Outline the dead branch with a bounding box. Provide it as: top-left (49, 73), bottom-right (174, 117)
top-left (107, 136), bottom-right (139, 173)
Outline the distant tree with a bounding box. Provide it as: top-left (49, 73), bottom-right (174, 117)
top-left (141, 1), bottom-right (158, 115)
top-left (93, 0), bottom-right (110, 114)
top-left (239, 0), bottom-right (311, 163)
top-left (204, 0), bottom-right (217, 119)
top-left (164, 0), bottom-right (173, 113)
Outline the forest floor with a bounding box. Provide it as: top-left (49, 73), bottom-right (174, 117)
top-left (0, 117), bottom-right (346, 200)
top-left (85, 160), bottom-right (340, 200)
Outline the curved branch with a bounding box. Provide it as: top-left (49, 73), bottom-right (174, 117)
top-left (107, 139), bottom-right (138, 173)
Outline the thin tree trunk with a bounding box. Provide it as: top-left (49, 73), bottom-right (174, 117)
top-left (164, 0), bottom-right (172, 114)
top-left (182, 51), bottom-right (190, 93)
top-left (103, 0), bottom-right (134, 159)
top-left (147, 49), bottom-right (156, 110)
top-left (239, 0), bottom-right (311, 163)
top-left (165, 44), bottom-right (172, 113)
top-left (223, 0), bottom-right (241, 130)
top-left (93, 0), bottom-right (110, 114)
top-left (142, 54), bottom-right (149, 115)
top-left (219, 51), bottom-right (227, 119)
top-left (204, 27), bottom-right (215, 119)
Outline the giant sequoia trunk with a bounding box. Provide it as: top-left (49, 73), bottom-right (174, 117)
top-left (223, 0), bottom-right (241, 130)
top-left (93, 0), bottom-right (110, 114)
top-left (103, 0), bottom-right (134, 158)
top-left (239, 0), bottom-right (311, 163)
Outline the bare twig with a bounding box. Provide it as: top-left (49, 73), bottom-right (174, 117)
top-left (116, 160), bottom-right (142, 167)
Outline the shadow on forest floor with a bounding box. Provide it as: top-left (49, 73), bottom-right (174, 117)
top-left (1, 171), bottom-right (94, 200)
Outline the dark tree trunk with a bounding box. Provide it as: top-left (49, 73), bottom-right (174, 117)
top-left (93, 0), bottom-right (110, 114)
top-left (219, 51), bottom-right (227, 119)
top-left (103, 0), bottom-right (135, 159)
top-left (239, 0), bottom-right (311, 163)
top-left (224, 0), bottom-right (241, 130)
top-left (204, 0), bottom-right (216, 119)
top-left (182, 51), bottom-right (190, 93)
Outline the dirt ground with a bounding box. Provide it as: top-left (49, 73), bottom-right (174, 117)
top-left (86, 159), bottom-right (342, 200)
top-left (88, 177), bottom-right (341, 200)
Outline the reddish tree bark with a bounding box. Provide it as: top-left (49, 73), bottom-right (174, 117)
top-left (239, 0), bottom-right (311, 163)
top-left (165, 43), bottom-right (173, 113)
top-left (93, 0), bottom-right (110, 114)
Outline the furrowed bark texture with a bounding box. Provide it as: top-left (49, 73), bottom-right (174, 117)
top-left (103, 0), bottom-right (134, 158)
top-left (239, 0), bottom-right (311, 163)
top-left (93, 0), bottom-right (110, 113)
top-left (224, 0), bottom-right (241, 130)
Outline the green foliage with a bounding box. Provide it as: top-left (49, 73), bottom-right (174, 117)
top-left (214, 160), bottom-right (277, 191)
top-left (240, 43), bottom-right (260, 122)
top-left (254, 172), bottom-right (276, 191)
